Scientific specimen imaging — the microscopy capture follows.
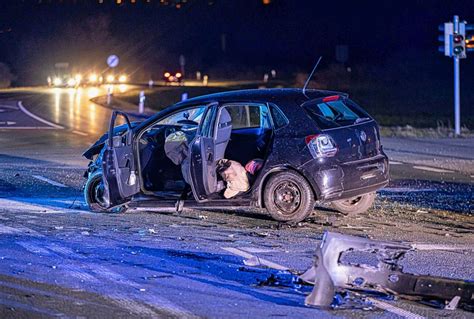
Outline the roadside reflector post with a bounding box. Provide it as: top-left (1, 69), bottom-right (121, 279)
top-left (181, 92), bottom-right (188, 101)
top-left (139, 90), bottom-right (145, 114)
top-left (106, 86), bottom-right (112, 105)
top-left (148, 79), bottom-right (154, 88)
top-left (203, 75), bottom-right (208, 86)
top-left (263, 73), bottom-right (269, 83)
top-left (196, 71), bottom-right (201, 81)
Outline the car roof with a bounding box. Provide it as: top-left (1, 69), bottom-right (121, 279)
top-left (175, 88), bottom-right (348, 111)
top-left (136, 88), bottom-right (349, 134)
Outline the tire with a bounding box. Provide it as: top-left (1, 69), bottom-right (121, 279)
top-left (331, 192), bottom-right (375, 216)
top-left (84, 171), bottom-right (110, 213)
top-left (263, 171), bottom-right (315, 223)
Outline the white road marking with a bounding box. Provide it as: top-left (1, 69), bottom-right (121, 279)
top-left (222, 247), bottom-right (289, 271)
top-left (0, 121), bottom-right (16, 125)
top-left (0, 104), bottom-right (17, 110)
top-left (32, 175), bottom-right (67, 188)
top-left (223, 247), bottom-right (426, 319)
top-left (412, 243), bottom-right (474, 251)
top-left (72, 130), bottom-right (88, 136)
top-left (389, 161), bottom-right (403, 165)
top-left (381, 187), bottom-right (436, 193)
top-left (238, 247), bottom-right (275, 253)
top-left (18, 101), bottom-right (64, 129)
top-left (412, 165), bottom-right (454, 173)
top-left (367, 298), bottom-right (426, 319)
top-left (0, 126), bottom-right (57, 130)
top-left (0, 197), bottom-right (85, 215)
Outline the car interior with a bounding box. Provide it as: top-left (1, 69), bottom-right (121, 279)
top-left (137, 103), bottom-right (273, 198)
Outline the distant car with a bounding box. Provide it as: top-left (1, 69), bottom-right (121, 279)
top-left (163, 71), bottom-right (183, 85)
top-left (49, 74), bottom-right (82, 88)
top-left (82, 89), bottom-right (389, 222)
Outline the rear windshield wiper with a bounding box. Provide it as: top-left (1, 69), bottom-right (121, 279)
top-left (354, 117), bottom-right (371, 124)
top-left (311, 113), bottom-right (341, 127)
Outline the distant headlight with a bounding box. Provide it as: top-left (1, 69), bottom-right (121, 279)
top-left (106, 75), bottom-right (115, 83)
top-left (118, 75), bottom-right (127, 83)
top-left (53, 77), bottom-right (62, 86)
top-left (89, 74), bottom-right (98, 82)
top-left (75, 74), bottom-right (82, 82)
top-left (164, 72), bottom-right (171, 78)
top-left (175, 72), bottom-right (182, 78)
top-left (67, 78), bottom-right (77, 87)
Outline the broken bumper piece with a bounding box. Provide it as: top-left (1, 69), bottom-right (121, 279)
top-left (300, 231), bottom-right (474, 310)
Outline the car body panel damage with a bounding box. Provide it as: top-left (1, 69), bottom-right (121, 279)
top-left (300, 231), bottom-right (474, 311)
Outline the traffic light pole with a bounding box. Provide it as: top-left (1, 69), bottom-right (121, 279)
top-left (454, 56), bottom-right (461, 136)
top-left (453, 15), bottom-right (461, 136)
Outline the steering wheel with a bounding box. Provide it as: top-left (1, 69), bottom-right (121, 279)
top-left (164, 126), bottom-right (176, 138)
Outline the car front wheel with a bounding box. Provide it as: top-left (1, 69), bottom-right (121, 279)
top-left (331, 192), bottom-right (375, 216)
top-left (84, 171), bottom-right (110, 213)
top-left (263, 171), bottom-right (315, 223)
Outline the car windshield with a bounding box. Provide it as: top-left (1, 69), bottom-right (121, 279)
top-left (157, 107), bottom-right (206, 126)
top-left (303, 98), bottom-right (371, 129)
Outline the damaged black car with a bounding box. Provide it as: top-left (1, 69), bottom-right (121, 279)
top-left (82, 88), bottom-right (389, 222)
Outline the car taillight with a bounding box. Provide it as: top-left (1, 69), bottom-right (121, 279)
top-left (305, 134), bottom-right (338, 158)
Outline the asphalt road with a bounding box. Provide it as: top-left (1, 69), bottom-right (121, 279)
top-left (0, 86), bottom-right (473, 318)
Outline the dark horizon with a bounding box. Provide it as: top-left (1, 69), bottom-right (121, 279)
top-left (1, 0), bottom-right (474, 84)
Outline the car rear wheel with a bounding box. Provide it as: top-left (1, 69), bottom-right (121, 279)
top-left (331, 192), bottom-right (375, 216)
top-left (263, 171), bottom-right (315, 223)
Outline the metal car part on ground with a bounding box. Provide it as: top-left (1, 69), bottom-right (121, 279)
top-left (300, 231), bottom-right (474, 311)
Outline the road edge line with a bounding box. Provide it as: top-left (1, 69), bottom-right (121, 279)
top-left (367, 298), bottom-right (426, 319)
top-left (222, 247), bottom-right (289, 271)
top-left (18, 101), bottom-right (64, 129)
top-left (32, 175), bottom-right (67, 188)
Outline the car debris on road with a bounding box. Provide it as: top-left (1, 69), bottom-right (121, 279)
top-left (300, 231), bottom-right (474, 311)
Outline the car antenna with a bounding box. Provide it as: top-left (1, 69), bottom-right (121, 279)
top-left (302, 56), bottom-right (322, 98)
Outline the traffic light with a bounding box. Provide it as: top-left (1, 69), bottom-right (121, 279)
top-left (438, 16), bottom-right (474, 137)
top-left (451, 25), bottom-right (466, 59)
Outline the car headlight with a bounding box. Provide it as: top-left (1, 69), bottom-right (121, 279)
top-left (118, 75), bottom-right (127, 83)
top-left (106, 75), bottom-right (115, 83)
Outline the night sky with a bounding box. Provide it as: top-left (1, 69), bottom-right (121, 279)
top-left (0, 0), bottom-right (474, 84)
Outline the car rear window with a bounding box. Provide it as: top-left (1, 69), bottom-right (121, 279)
top-left (303, 98), bottom-right (371, 129)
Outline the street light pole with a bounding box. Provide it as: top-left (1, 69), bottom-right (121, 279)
top-left (453, 15), bottom-right (461, 136)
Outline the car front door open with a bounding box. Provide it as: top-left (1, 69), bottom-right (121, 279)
top-left (102, 111), bottom-right (140, 207)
